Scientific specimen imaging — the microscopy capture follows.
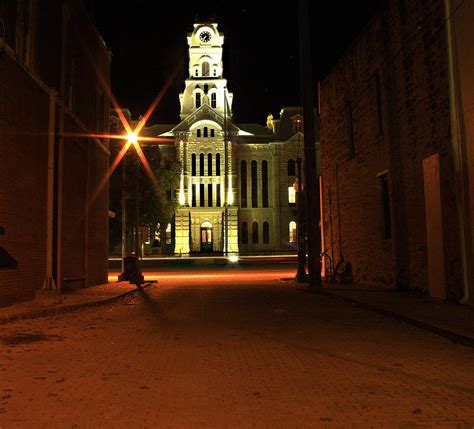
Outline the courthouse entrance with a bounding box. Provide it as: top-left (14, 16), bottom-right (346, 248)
top-left (200, 221), bottom-right (213, 252)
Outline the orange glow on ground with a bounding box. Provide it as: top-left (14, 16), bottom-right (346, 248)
top-left (108, 270), bottom-right (296, 283)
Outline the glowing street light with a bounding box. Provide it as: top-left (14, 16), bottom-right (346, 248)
top-left (127, 132), bottom-right (138, 145)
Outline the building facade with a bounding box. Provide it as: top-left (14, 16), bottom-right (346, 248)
top-left (0, 0), bottom-right (111, 307)
top-left (145, 23), bottom-right (318, 255)
top-left (320, 0), bottom-right (473, 301)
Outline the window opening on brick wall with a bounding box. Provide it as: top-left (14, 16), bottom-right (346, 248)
top-left (252, 222), bottom-right (259, 244)
top-left (241, 160), bottom-right (247, 207)
top-left (241, 222), bottom-right (248, 244)
top-left (191, 153), bottom-right (196, 176)
top-left (288, 186), bottom-right (296, 205)
top-left (289, 221), bottom-right (297, 243)
top-left (262, 160), bottom-right (269, 208)
top-left (251, 160), bottom-right (258, 208)
top-left (263, 222), bottom-right (270, 244)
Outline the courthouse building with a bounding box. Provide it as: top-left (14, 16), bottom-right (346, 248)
top-left (145, 23), bottom-right (319, 255)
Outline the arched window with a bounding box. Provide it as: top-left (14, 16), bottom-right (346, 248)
top-left (202, 62), bottom-right (210, 76)
top-left (213, 69), bottom-right (217, 77)
top-left (204, 127), bottom-right (208, 137)
top-left (240, 160), bottom-right (247, 207)
top-left (288, 159), bottom-right (296, 176)
top-left (263, 222), bottom-right (270, 244)
top-left (197, 129), bottom-right (201, 138)
top-left (195, 92), bottom-right (201, 108)
top-left (210, 129), bottom-right (215, 137)
top-left (211, 93), bottom-right (217, 108)
top-left (191, 154), bottom-right (196, 176)
top-left (199, 153), bottom-right (204, 176)
top-left (262, 160), bottom-right (268, 208)
top-left (241, 222), bottom-right (248, 244)
top-left (289, 221), bottom-right (297, 243)
top-left (252, 222), bottom-right (259, 244)
top-left (251, 160), bottom-right (258, 208)
top-left (208, 153), bottom-right (212, 176)
top-left (195, 69), bottom-right (198, 77)
top-left (216, 153), bottom-right (221, 176)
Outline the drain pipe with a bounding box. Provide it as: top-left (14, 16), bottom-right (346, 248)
top-left (42, 88), bottom-right (58, 290)
top-left (444, 0), bottom-right (472, 304)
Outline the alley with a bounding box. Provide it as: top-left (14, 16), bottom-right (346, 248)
top-left (1, 267), bottom-right (473, 428)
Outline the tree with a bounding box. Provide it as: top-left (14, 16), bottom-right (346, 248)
top-left (108, 141), bottom-right (180, 254)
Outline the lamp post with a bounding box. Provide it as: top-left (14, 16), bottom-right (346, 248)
top-left (119, 132), bottom-right (144, 286)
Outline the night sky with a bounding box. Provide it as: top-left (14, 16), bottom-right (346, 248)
top-left (92, 1), bottom-right (382, 125)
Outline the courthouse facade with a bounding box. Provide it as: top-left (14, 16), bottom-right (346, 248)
top-left (146, 23), bottom-right (318, 255)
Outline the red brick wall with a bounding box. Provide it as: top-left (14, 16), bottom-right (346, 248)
top-left (0, 57), bottom-right (49, 306)
top-left (320, 0), bottom-right (463, 297)
top-left (0, 0), bottom-right (110, 306)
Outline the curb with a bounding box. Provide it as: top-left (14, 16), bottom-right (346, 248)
top-left (320, 289), bottom-right (474, 349)
top-left (0, 282), bottom-right (154, 325)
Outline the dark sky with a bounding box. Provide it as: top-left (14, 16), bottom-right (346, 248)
top-left (92, 1), bottom-right (382, 125)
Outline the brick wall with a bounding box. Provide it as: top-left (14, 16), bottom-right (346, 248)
top-left (0, 56), bottom-right (49, 306)
top-left (0, 0), bottom-right (110, 306)
top-left (320, 0), bottom-right (463, 297)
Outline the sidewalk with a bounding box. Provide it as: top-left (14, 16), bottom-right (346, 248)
top-left (320, 283), bottom-right (474, 347)
top-left (0, 281), bottom-right (152, 324)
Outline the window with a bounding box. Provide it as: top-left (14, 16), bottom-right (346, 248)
top-left (200, 153), bottom-right (204, 176)
top-left (200, 183), bottom-right (205, 207)
top-left (289, 221), bottom-right (297, 243)
top-left (191, 154), bottom-right (196, 176)
top-left (192, 184), bottom-right (197, 207)
top-left (251, 160), bottom-right (258, 208)
top-left (197, 129), bottom-right (201, 138)
top-left (241, 222), bottom-right (248, 244)
top-left (288, 186), bottom-right (296, 205)
top-left (262, 161), bottom-right (268, 208)
top-left (346, 100), bottom-right (355, 158)
top-left (216, 184), bottom-right (221, 206)
top-left (252, 222), bottom-right (259, 244)
top-left (216, 153), bottom-right (221, 176)
top-left (166, 223), bottom-right (172, 245)
top-left (263, 222), bottom-right (270, 244)
top-left (208, 184), bottom-right (213, 207)
top-left (210, 129), bottom-right (215, 137)
top-left (379, 173), bottom-right (391, 240)
top-left (196, 92), bottom-right (201, 108)
top-left (202, 61), bottom-right (210, 76)
top-left (208, 153), bottom-right (212, 176)
top-left (213, 69), bottom-right (217, 77)
top-left (204, 127), bottom-right (208, 138)
top-left (195, 69), bottom-right (198, 77)
top-left (211, 93), bottom-right (217, 108)
top-left (240, 160), bottom-right (247, 207)
top-left (288, 159), bottom-right (296, 176)
top-left (374, 73), bottom-right (384, 136)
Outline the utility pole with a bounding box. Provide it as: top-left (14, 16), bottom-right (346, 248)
top-left (296, 158), bottom-right (307, 281)
top-left (298, 0), bottom-right (322, 291)
top-left (223, 86), bottom-right (229, 255)
top-left (119, 153), bottom-right (127, 280)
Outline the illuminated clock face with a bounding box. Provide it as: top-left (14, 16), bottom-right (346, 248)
top-left (199, 30), bottom-right (212, 43)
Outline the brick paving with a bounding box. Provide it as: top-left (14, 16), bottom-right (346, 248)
top-left (0, 270), bottom-right (473, 428)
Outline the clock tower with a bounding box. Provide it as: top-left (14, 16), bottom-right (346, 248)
top-left (179, 23), bottom-right (233, 120)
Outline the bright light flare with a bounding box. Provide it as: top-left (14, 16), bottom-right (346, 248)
top-left (228, 255), bottom-right (239, 263)
top-left (127, 132), bottom-right (138, 144)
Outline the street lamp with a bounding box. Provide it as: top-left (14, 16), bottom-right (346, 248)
top-left (118, 132), bottom-right (144, 286)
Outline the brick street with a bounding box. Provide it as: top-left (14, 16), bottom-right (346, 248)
top-left (1, 267), bottom-right (473, 428)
